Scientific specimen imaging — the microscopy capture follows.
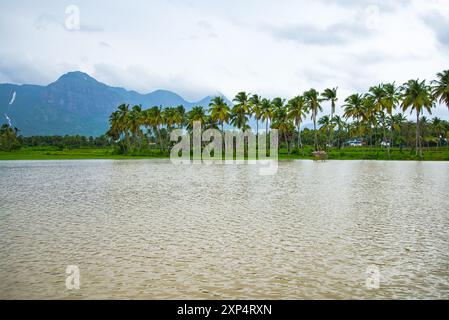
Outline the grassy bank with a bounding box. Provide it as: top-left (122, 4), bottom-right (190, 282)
top-left (1, 146), bottom-right (449, 161)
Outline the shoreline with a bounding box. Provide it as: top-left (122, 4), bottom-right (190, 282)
top-left (1, 147), bottom-right (449, 161)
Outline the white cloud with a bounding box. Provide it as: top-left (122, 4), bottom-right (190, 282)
top-left (0, 0), bottom-right (447, 117)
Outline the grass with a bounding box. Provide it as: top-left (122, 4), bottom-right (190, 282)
top-left (1, 146), bottom-right (449, 161)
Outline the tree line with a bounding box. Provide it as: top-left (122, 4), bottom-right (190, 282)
top-left (0, 126), bottom-right (111, 152)
top-left (106, 70), bottom-right (449, 159)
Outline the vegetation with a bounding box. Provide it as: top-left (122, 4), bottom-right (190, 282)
top-left (1, 70), bottom-right (449, 161)
top-left (99, 70), bottom-right (449, 160)
top-left (0, 124), bottom-right (21, 151)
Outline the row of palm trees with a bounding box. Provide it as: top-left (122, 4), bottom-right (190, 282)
top-left (107, 70), bottom-right (449, 158)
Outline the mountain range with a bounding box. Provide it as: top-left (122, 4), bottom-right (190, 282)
top-left (0, 72), bottom-right (232, 136)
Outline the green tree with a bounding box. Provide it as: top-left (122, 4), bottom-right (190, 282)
top-left (144, 106), bottom-right (165, 151)
top-left (272, 104), bottom-right (293, 154)
top-left (209, 96), bottom-right (230, 133)
top-left (401, 79), bottom-right (435, 159)
top-left (187, 106), bottom-right (207, 131)
top-left (0, 124), bottom-right (21, 151)
top-left (249, 94), bottom-right (262, 140)
top-left (231, 92), bottom-right (250, 131)
top-left (321, 87), bottom-right (338, 146)
top-left (287, 95), bottom-right (306, 149)
top-left (304, 89), bottom-right (323, 151)
top-left (318, 115), bottom-right (334, 148)
top-left (432, 70), bottom-right (449, 112)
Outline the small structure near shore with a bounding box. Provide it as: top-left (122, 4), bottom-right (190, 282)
top-left (312, 150), bottom-right (328, 161)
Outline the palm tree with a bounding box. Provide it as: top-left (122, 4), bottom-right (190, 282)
top-left (431, 117), bottom-right (446, 148)
top-left (362, 96), bottom-right (378, 147)
top-left (382, 83), bottom-right (399, 155)
top-left (118, 104), bottom-right (131, 151)
top-left (287, 95), bottom-right (306, 149)
top-left (391, 113), bottom-right (407, 150)
top-left (144, 106), bottom-right (164, 151)
top-left (432, 70), bottom-right (449, 112)
top-left (231, 92), bottom-right (250, 131)
top-left (107, 110), bottom-right (122, 141)
top-left (209, 96), bottom-right (230, 134)
top-left (272, 105), bottom-right (293, 154)
top-left (163, 107), bottom-right (179, 130)
top-left (261, 98), bottom-right (273, 134)
top-left (271, 97), bottom-right (285, 111)
top-left (331, 115), bottom-right (346, 149)
top-left (187, 106), bottom-right (207, 131)
top-left (318, 115), bottom-right (334, 148)
top-left (321, 87), bottom-right (338, 146)
top-left (401, 79), bottom-right (435, 159)
top-left (343, 94), bottom-right (366, 145)
top-left (128, 105), bottom-right (143, 148)
top-left (343, 94), bottom-right (365, 120)
top-left (304, 88), bottom-right (323, 151)
top-left (175, 105), bottom-right (186, 128)
top-left (249, 94), bottom-right (262, 139)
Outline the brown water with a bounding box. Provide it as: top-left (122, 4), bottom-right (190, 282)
top-left (0, 159), bottom-right (448, 299)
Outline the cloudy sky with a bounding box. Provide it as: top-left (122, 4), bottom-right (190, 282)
top-left (0, 0), bottom-right (448, 117)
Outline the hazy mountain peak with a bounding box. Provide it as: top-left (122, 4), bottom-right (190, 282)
top-left (53, 71), bottom-right (99, 85)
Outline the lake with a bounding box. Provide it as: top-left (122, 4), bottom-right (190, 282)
top-left (0, 159), bottom-right (448, 299)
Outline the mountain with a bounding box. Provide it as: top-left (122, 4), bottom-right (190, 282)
top-left (0, 71), bottom-right (231, 136)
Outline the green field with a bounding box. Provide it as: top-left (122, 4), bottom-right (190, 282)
top-left (1, 146), bottom-right (449, 161)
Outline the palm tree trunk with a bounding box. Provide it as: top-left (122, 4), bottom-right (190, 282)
top-left (416, 112), bottom-right (421, 158)
top-left (313, 111), bottom-right (318, 151)
top-left (221, 121), bottom-right (224, 159)
top-left (329, 107), bottom-right (335, 145)
top-left (382, 115), bottom-right (390, 158)
top-left (157, 126), bottom-right (163, 152)
top-left (297, 123), bottom-right (301, 149)
top-left (284, 131), bottom-right (290, 155)
top-left (266, 119), bottom-right (269, 156)
top-left (256, 118), bottom-right (259, 155)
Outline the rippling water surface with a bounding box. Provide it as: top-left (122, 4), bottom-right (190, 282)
top-left (0, 159), bottom-right (449, 299)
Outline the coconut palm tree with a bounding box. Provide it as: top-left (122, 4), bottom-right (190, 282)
top-left (321, 87), bottom-right (338, 146)
top-left (175, 105), bottom-right (186, 128)
top-left (343, 94), bottom-right (366, 145)
top-left (287, 95), bottom-right (306, 149)
top-left (391, 113), bottom-right (407, 150)
top-left (272, 104), bottom-right (293, 154)
top-left (163, 107), bottom-right (179, 130)
top-left (107, 110), bottom-right (122, 141)
top-left (128, 105), bottom-right (143, 148)
top-left (432, 70), bottom-right (449, 112)
top-left (231, 92), bottom-right (250, 131)
top-left (318, 115), bottom-right (334, 148)
top-left (187, 106), bottom-right (207, 131)
top-left (331, 115), bottom-right (346, 149)
top-left (209, 96), bottom-right (230, 133)
top-left (249, 94), bottom-right (262, 138)
top-left (382, 83), bottom-right (399, 155)
top-left (117, 104), bottom-right (131, 151)
top-left (401, 79), bottom-right (435, 159)
top-left (343, 94), bottom-right (365, 121)
top-left (304, 88), bottom-right (323, 151)
top-left (431, 117), bottom-right (446, 148)
top-left (367, 84), bottom-right (388, 148)
top-left (144, 106), bottom-right (164, 151)
top-left (261, 98), bottom-right (273, 134)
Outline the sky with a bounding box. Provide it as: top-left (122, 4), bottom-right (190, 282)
top-left (0, 0), bottom-right (448, 118)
